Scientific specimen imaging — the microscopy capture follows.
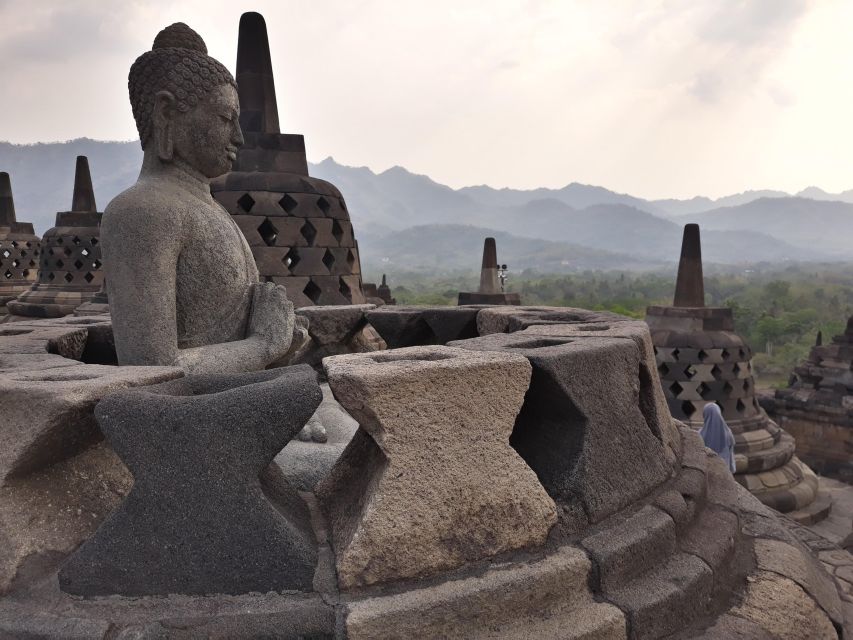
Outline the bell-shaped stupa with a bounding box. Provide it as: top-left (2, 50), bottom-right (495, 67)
top-left (8, 156), bottom-right (104, 318)
top-left (645, 224), bottom-right (827, 522)
top-left (0, 173), bottom-right (41, 316)
top-left (211, 12), bottom-right (364, 307)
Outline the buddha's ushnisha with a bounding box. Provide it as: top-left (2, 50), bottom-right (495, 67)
top-left (102, 23), bottom-right (303, 373)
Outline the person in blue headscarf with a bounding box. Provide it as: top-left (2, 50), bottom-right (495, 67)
top-left (700, 403), bottom-right (736, 473)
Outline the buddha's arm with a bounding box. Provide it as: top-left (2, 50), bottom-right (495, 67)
top-left (174, 282), bottom-right (297, 375)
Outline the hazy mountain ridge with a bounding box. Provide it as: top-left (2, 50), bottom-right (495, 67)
top-left (0, 139), bottom-right (849, 268)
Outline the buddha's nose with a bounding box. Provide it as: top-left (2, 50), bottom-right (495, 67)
top-left (233, 123), bottom-right (245, 148)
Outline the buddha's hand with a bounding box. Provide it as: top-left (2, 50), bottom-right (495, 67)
top-left (248, 282), bottom-right (296, 359)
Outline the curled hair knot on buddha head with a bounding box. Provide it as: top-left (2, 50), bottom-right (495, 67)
top-left (128, 22), bottom-right (236, 151)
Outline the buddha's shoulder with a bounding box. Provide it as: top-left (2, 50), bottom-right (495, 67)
top-left (103, 178), bottom-right (189, 230)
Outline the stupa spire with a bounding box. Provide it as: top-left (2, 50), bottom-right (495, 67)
top-left (479, 237), bottom-right (500, 294)
top-left (71, 156), bottom-right (97, 213)
top-left (0, 172), bottom-right (16, 226)
top-left (236, 12), bottom-right (280, 135)
top-left (673, 223), bottom-right (704, 307)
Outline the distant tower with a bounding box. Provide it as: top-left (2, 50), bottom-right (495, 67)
top-left (211, 12), bottom-right (364, 307)
top-left (0, 173), bottom-right (41, 316)
top-left (8, 156), bottom-right (104, 318)
top-left (645, 224), bottom-right (823, 521)
top-left (458, 237), bottom-right (520, 305)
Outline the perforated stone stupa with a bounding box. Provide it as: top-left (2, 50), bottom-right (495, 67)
top-left (762, 317), bottom-right (853, 482)
top-left (7, 156), bottom-right (103, 318)
top-left (0, 173), bottom-right (40, 316)
top-left (646, 224), bottom-right (827, 522)
top-left (211, 12), bottom-right (364, 307)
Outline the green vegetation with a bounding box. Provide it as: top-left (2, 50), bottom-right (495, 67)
top-left (368, 264), bottom-right (853, 388)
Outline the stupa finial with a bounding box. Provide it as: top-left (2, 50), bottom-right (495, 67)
top-left (673, 224), bottom-right (704, 307)
top-left (0, 172), bottom-right (16, 226)
top-left (236, 12), bottom-right (280, 135)
top-left (71, 156), bottom-right (97, 213)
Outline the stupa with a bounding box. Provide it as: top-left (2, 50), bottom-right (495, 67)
top-left (762, 318), bottom-right (853, 482)
top-left (211, 12), bottom-right (365, 308)
top-left (645, 224), bottom-right (827, 522)
top-left (0, 173), bottom-right (40, 316)
top-left (7, 156), bottom-right (104, 318)
top-left (458, 237), bottom-right (520, 305)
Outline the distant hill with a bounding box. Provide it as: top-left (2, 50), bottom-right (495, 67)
top-left (690, 197), bottom-right (853, 257)
top-left (357, 224), bottom-right (664, 273)
top-left (0, 139), bottom-right (850, 269)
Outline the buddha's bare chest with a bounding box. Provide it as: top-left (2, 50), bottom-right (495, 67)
top-left (176, 207), bottom-right (258, 296)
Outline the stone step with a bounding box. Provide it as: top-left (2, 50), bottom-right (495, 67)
top-left (345, 545), bottom-right (615, 640)
top-left (581, 505), bottom-right (677, 591)
top-left (604, 552), bottom-right (713, 640)
top-left (741, 456), bottom-right (820, 514)
top-left (735, 432), bottom-right (795, 474)
top-left (679, 505), bottom-right (739, 573)
top-left (787, 489), bottom-right (833, 526)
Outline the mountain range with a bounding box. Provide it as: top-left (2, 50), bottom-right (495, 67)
top-left (1, 139), bottom-right (851, 272)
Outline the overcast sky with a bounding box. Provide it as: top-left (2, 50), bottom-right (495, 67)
top-left (0, 0), bottom-right (851, 199)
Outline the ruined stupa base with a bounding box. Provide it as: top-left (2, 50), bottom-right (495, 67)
top-left (1, 307), bottom-right (849, 638)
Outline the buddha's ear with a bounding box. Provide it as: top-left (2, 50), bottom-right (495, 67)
top-left (152, 90), bottom-right (177, 162)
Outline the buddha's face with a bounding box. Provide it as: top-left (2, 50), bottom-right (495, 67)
top-left (170, 84), bottom-right (244, 179)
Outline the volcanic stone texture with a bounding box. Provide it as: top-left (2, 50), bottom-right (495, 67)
top-left (59, 365), bottom-right (322, 596)
top-left (366, 305), bottom-right (481, 348)
top-left (451, 331), bottom-right (672, 530)
top-left (0, 319), bottom-right (180, 484)
top-left (317, 345), bottom-right (557, 588)
top-left (211, 172), bottom-right (365, 308)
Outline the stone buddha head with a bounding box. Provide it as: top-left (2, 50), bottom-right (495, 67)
top-left (129, 22), bottom-right (244, 180)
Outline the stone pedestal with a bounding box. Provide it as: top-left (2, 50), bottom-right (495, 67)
top-left (317, 345), bottom-right (557, 588)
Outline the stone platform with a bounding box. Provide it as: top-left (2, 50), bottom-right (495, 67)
top-left (0, 306), bottom-right (849, 639)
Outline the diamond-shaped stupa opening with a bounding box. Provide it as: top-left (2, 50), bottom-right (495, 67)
top-left (698, 382), bottom-right (711, 399)
top-left (658, 362), bottom-right (669, 376)
top-left (237, 193), bottom-right (256, 213)
top-left (669, 381), bottom-right (684, 396)
top-left (74, 259), bottom-right (84, 270)
top-left (322, 249), bottom-right (335, 272)
top-left (300, 221), bottom-right (317, 246)
top-left (56, 259), bottom-right (64, 269)
top-left (339, 277), bottom-right (353, 302)
top-left (257, 218), bottom-right (278, 247)
top-left (3, 271), bottom-right (11, 279)
top-left (64, 273), bottom-right (74, 283)
top-left (681, 401), bottom-right (696, 418)
top-left (84, 272), bottom-right (94, 283)
top-left (346, 249), bottom-right (356, 271)
top-left (1, 250), bottom-right (9, 259)
top-left (331, 220), bottom-right (344, 244)
top-left (279, 194), bottom-right (298, 213)
top-left (317, 196), bottom-right (331, 216)
top-left (303, 279), bottom-right (322, 304)
top-left (283, 247), bottom-right (300, 270)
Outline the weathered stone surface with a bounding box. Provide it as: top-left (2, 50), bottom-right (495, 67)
top-left (295, 304), bottom-right (373, 346)
top-left (0, 442), bottom-right (131, 595)
top-left (582, 505), bottom-right (676, 591)
top-left (606, 552), bottom-right (713, 640)
top-left (0, 361), bottom-right (181, 483)
top-left (754, 537), bottom-right (844, 627)
top-left (476, 305), bottom-right (623, 336)
top-left (451, 332), bottom-right (671, 525)
top-left (731, 571), bottom-right (837, 639)
top-left (317, 345), bottom-right (556, 588)
top-left (520, 321), bottom-right (682, 467)
top-left (694, 614), bottom-right (776, 639)
top-left (366, 305), bottom-right (481, 348)
top-left (59, 365), bottom-right (322, 596)
top-left (345, 545), bottom-right (626, 640)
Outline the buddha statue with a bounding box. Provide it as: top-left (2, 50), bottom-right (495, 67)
top-left (102, 23), bottom-right (304, 373)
